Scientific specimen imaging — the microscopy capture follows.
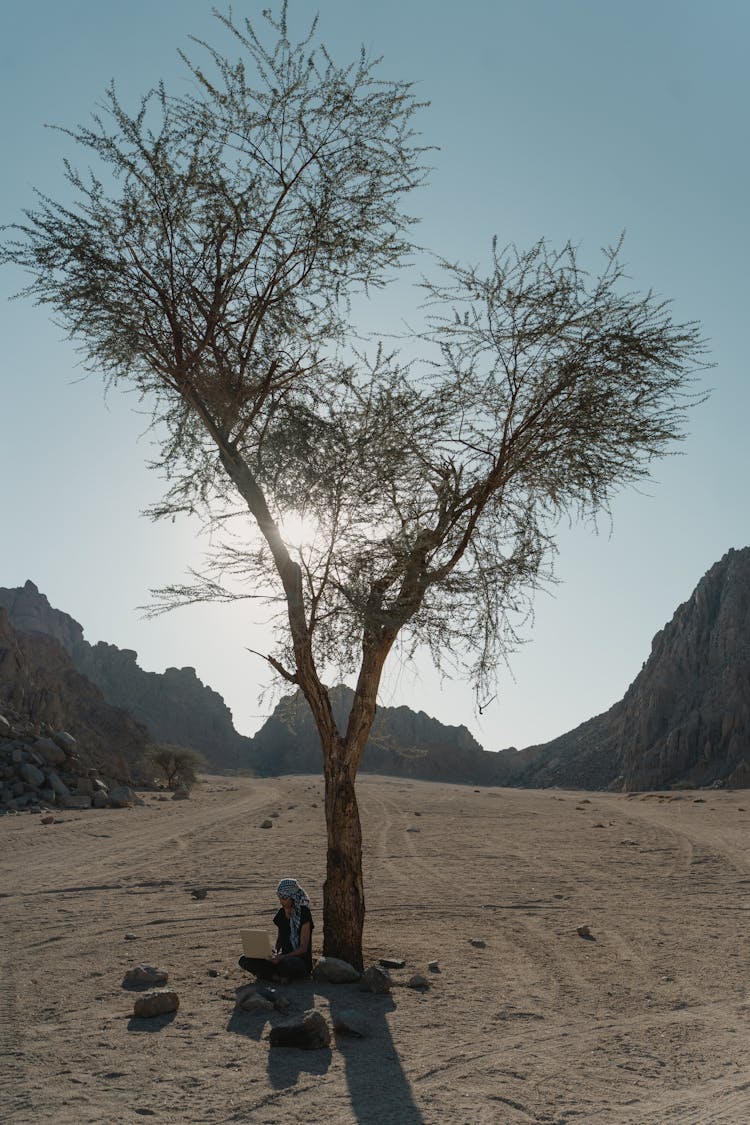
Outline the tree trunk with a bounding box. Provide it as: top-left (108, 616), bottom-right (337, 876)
top-left (321, 750), bottom-right (365, 970)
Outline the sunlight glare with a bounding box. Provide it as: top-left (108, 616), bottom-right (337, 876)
top-left (279, 511), bottom-right (323, 552)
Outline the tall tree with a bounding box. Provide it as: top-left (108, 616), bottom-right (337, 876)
top-left (1, 5), bottom-right (705, 967)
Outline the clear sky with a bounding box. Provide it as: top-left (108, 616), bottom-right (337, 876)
top-left (1, 1), bottom-right (748, 752)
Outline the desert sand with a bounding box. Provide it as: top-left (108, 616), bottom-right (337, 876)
top-left (1, 775), bottom-right (748, 1124)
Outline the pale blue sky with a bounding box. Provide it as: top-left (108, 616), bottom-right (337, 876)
top-left (1, 1), bottom-right (748, 751)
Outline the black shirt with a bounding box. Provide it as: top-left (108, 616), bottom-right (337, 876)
top-left (273, 905), bottom-right (314, 972)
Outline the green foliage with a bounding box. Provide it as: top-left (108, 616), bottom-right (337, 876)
top-left (149, 744), bottom-right (205, 790)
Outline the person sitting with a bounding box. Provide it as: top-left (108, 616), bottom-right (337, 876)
top-left (239, 877), bottom-right (314, 981)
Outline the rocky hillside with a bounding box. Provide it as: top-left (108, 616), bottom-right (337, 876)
top-left (0, 582), bottom-right (249, 770)
top-left (516, 547), bottom-right (750, 790)
top-left (0, 608), bottom-right (150, 786)
top-left (0, 582), bottom-right (522, 782)
top-left (247, 684), bottom-right (523, 785)
top-left (4, 544), bottom-right (747, 792)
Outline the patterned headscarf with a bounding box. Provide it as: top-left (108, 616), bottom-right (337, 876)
top-left (276, 878), bottom-right (310, 951)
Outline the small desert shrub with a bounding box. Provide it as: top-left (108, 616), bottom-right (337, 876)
top-left (149, 744), bottom-right (205, 791)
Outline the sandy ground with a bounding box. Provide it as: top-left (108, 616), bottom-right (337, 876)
top-left (1, 775), bottom-right (748, 1125)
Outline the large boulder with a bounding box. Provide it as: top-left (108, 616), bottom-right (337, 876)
top-left (45, 770), bottom-right (70, 798)
top-left (33, 737), bottom-right (67, 766)
top-left (268, 1010), bottom-right (330, 1050)
top-left (312, 957), bottom-right (361, 983)
top-left (19, 761), bottom-right (45, 787)
top-left (357, 965), bottom-right (392, 993)
top-left (108, 785), bottom-right (141, 808)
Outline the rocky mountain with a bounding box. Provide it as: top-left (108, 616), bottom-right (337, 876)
top-left (4, 545), bottom-right (748, 791)
top-left (1, 581), bottom-right (511, 781)
top-left (0, 608), bottom-right (150, 783)
top-left (515, 547), bottom-right (750, 790)
top-left (0, 581), bottom-right (249, 770)
top-left (247, 684), bottom-right (523, 785)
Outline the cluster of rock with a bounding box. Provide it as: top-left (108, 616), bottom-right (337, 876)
top-left (236, 956), bottom-right (431, 1050)
top-left (122, 951), bottom-right (429, 1044)
top-left (0, 706), bottom-right (140, 813)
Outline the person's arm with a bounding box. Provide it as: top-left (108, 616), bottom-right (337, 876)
top-left (271, 911), bottom-right (284, 959)
top-left (278, 921), bottom-right (310, 961)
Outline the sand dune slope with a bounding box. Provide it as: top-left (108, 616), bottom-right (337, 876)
top-left (1, 776), bottom-right (748, 1124)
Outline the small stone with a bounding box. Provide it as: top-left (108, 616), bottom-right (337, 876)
top-left (235, 983), bottom-right (257, 1006)
top-left (122, 965), bottom-right (168, 988)
top-left (576, 925), bottom-right (592, 938)
top-left (379, 958), bottom-right (405, 970)
top-left (427, 960), bottom-right (440, 973)
top-left (255, 985), bottom-right (290, 1012)
top-left (208, 968), bottom-right (219, 977)
top-left (407, 974), bottom-right (430, 990)
top-left (191, 887), bottom-right (208, 900)
top-left (240, 994), bottom-right (274, 1013)
top-left (357, 965), bottom-right (391, 994)
top-left (124, 933), bottom-right (138, 941)
top-left (406, 827), bottom-right (420, 833)
top-left (269, 1010), bottom-right (330, 1050)
top-left (333, 1010), bottom-right (368, 1037)
top-left (40, 814), bottom-right (55, 825)
top-left (469, 938), bottom-right (486, 949)
top-left (132, 990), bottom-right (179, 1019)
top-left (108, 785), bottom-right (138, 808)
top-left (260, 819), bottom-right (273, 829)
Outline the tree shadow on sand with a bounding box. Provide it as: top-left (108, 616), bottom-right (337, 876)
top-left (227, 990), bottom-right (333, 1083)
top-left (260, 979), bottom-right (425, 1125)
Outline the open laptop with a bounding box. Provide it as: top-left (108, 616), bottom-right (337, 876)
top-left (240, 929), bottom-right (275, 959)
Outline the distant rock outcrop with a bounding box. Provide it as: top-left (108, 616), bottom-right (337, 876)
top-left (516, 547), bottom-right (750, 790)
top-left (247, 684), bottom-right (522, 785)
top-left (0, 608), bottom-right (150, 793)
top-left (0, 582), bottom-right (249, 770)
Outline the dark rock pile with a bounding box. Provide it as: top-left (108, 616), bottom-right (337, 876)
top-left (0, 604), bottom-right (155, 810)
top-left (0, 706), bottom-right (114, 813)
